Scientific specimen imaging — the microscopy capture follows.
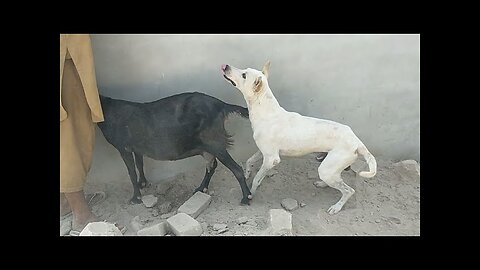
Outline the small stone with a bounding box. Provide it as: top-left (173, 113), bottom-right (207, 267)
top-left (208, 190), bottom-right (215, 196)
top-left (213, 223), bottom-right (228, 231)
top-left (217, 228), bottom-right (228, 234)
top-left (152, 209), bottom-right (159, 217)
top-left (281, 198), bottom-right (299, 211)
top-left (157, 201), bottom-right (172, 214)
top-left (236, 216), bottom-right (249, 225)
top-left (389, 217), bottom-right (401, 224)
top-left (300, 202), bottom-right (307, 207)
top-left (142, 195), bottom-right (158, 208)
top-left (375, 219), bottom-right (381, 223)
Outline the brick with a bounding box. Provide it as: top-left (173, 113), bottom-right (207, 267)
top-left (177, 192), bottom-right (212, 218)
top-left (137, 222), bottom-right (168, 236)
top-left (79, 222), bottom-right (123, 236)
top-left (268, 209), bottom-right (293, 236)
top-left (167, 213), bottom-right (203, 236)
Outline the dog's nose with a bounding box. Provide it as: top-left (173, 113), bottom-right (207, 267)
top-left (221, 64), bottom-right (230, 73)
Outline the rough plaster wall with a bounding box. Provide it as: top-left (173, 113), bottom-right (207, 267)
top-left (88, 34), bottom-right (419, 183)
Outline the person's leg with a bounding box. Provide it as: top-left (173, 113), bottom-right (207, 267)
top-left (60, 58), bottom-right (98, 231)
top-left (65, 192), bottom-right (99, 231)
top-left (60, 193), bottom-right (70, 216)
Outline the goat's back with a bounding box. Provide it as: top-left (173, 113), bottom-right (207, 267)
top-left (97, 92), bottom-right (240, 160)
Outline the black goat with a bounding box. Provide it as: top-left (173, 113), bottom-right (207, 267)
top-left (97, 92), bottom-right (251, 205)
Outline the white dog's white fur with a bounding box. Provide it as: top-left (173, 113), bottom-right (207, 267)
top-left (222, 61), bottom-right (377, 214)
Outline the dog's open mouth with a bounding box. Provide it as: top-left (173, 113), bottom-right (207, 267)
top-left (223, 75), bottom-right (236, 86)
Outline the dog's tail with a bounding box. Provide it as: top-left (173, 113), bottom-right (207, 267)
top-left (223, 103), bottom-right (249, 119)
top-left (356, 144), bottom-right (377, 178)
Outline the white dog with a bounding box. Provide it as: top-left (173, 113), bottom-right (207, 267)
top-left (221, 61), bottom-right (377, 214)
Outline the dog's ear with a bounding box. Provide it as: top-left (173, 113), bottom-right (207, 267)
top-left (262, 60), bottom-right (271, 78)
top-left (253, 76), bottom-right (263, 92)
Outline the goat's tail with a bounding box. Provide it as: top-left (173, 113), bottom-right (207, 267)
top-left (223, 103), bottom-right (249, 119)
top-left (356, 144), bottom-right (377, 178)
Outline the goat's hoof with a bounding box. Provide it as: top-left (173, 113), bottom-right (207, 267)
top-left (315, 153), bottom-right (327, 162)
top-left (129, 197), bottom-right (143, 204)
top-left (240, 198), bottom-right (251, 205)
top-left (194, 187), bottom-right (207, 194)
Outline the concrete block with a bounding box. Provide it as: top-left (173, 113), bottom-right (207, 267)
top-left (268, 209), bottom-right (293, 236)
top-left (79, 222), bottom-right (122, 236)
top-left (137, 222), bottom-right (168, 236)
top-left (167, 213), bottom-right (203, 236)
top-left (177, 192), bottom-right (212, 218)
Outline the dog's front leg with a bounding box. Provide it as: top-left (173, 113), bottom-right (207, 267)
top-left (245, 150), bottom-right (262, 179)
top-left (250, 154), bottom-right (280, 197)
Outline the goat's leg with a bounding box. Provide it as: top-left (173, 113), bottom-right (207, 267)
top-left (118, 150), bottom-right (142, 204)
top-left (134, 152), bottom-right (149, 188)
top-left (194, 152), bottom-right (218, 194)
top-left (214, 149), bottom-right (251, 205)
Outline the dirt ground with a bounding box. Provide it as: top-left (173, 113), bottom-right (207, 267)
top-left (61, 154), bottom-right (420, 236)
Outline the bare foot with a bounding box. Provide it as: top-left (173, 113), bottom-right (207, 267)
top-left (60, 194), bottom-right (72, 217)
top-left (71, 213), bottom-right (100, 232)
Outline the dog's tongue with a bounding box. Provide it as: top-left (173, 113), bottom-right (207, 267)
top-left (220, 64), bottom-right (226, 72)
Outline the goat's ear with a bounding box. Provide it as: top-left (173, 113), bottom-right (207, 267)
top-left (254, 76), bottom-right (263, 92)
top-left (262, 60), bottom-right (271, 78)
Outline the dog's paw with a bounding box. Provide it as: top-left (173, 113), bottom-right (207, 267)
top-left (313, 181), bottom-right (328, 188)
top-left (327, 203), bottom-right (343, 215)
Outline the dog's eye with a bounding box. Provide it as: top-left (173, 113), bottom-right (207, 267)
top-left (242, 73), bottom-right (246, 79)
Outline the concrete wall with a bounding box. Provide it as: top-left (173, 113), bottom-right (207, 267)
top-left (88, 34), bottom-right (419, 183)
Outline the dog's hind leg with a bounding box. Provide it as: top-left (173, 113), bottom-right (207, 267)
top-left (134, 152), bottom-right (149, 188)
top-left (317, 150), bottom-right (357, 214)
top-left (194, 152), bottom-right (218, 194)
top-left (316, 152), bottom-right (351, 171)
top-left (118, 150), bottom-right (142, 204)
top-left (245, 150), bottom-right (262, 179)
top-left (250, 153), bottom-right (281, 196)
